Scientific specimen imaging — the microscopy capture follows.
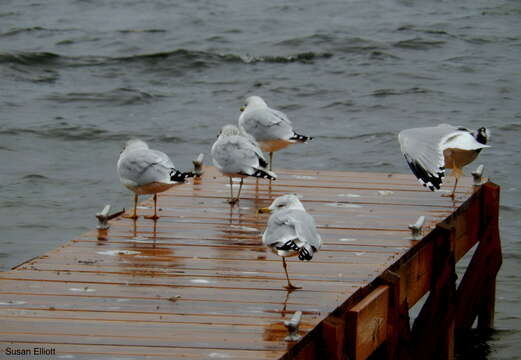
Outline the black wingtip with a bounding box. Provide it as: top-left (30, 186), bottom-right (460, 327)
top-left (405, 157), bottom-right (444, 191)
top-left (290, 132), bottom-right (312, 142)
top-left (170, 170), bottom-right (195, 182)
top-left (250, 169), bottom-right (277, 180)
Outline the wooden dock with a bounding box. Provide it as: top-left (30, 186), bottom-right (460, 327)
top-left (0, 167), bottom-right (501, 359)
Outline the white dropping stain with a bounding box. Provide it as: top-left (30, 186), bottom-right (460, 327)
top-left (116, 298), bottom-right (130, 302)
top-left (130, 238), bottom-right (152, 243)
top-left (337, 193), bottom-right (361, 198)
top-left (96, 250), bottom-right (140, 256)
top-left (0, 301), bottom-right (27, 306)
top-left (354, 252), bottom-right (366, 256)
top-left (69, 287), bottom-right (96, 293)
top-left (229, 225), bottom-right (258, 232)
top-left (191, 279), bottom-right (211, 284)
top-left (209, 353), bottom-right (231, 358)
top-left (338, 238), bottom-right (357, 242)
top-left (293, 175), bottom-right (317, 180)
top-left (377, 190), bottom-right (394, 196)
top-left (326, 203), bottom-right (362, 208)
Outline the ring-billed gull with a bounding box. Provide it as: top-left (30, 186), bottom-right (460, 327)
top-left (258, 194), bottom-right (322, 290)
top-left (117, 139), bottom-right (194, 219)
top-left (211, 125), bottom-right (276, 204)
top-left (239, 95), bottom-right (312, 170)
top-left (398, 124), bottom-right (489, 198)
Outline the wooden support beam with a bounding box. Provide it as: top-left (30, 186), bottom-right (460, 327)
top-left (379, 270), bottom-right (412, 360)
top-left (346, 285), bottom-right (389, 360)
top-left (321, 315), bottom-right (347, 360)
top-left (411, 224), bottom-right (456, 360)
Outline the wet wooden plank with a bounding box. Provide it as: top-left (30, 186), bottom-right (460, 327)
top-left (0, 167), bottom-right (478, 360)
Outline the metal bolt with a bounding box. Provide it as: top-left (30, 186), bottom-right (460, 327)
top-left (283, 311), bottom-right (302, 342)
top-left (192, 153), bottom-right (204, 177)
top-left (408, 216), bottom-right (425, 241)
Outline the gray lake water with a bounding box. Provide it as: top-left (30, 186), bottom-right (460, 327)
top-left (1, 0), bottom-right (520, 357)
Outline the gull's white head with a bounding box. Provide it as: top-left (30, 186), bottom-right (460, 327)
top-left (268, 194), bottom-right (305, 212)
top-left (218, 124), bottom-right (241, 137)
top-left (240, 95), bottom-right (268, 112)
top-left (123, 138), bottom-right (149, 152)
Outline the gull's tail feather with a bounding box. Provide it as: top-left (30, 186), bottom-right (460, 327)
top-left (170, 170), bottom-right (195, 182)
top-left (290, 132), bottom-right (312, 143)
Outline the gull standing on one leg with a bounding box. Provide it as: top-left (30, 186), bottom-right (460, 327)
top-left (398, 124), bottom-right (489, 198)
top-left (117, 139), bottom-right (194, 219)
top-left (211, 125), bottom-right (276, 204)
top-left (238, 95), bottom-right (312, 170)
top-left (258, 194), bottom-right (322, 290)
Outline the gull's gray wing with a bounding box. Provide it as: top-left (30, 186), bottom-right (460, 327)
top-left (398, 124), bottom-right (482, 190)
top-left (211, 135), bottom-right (265, 175)
top-left (239, 107), bottom-right (293, 142)
top-left (263, 209), bottom-right (322, 252)
top-left (117, 148), bottom-right (174, 187)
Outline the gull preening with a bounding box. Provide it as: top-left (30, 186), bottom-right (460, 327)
top-left (211, 124), bottom-right (276, 204)
top-left (258, 194), bottom-right (322, 290)
top-left (398, 124), bottom-right (489, 198)
top-left (117, 139), bottom-right (194, 219)
top-left (239, 95), bottom-right (312, 170)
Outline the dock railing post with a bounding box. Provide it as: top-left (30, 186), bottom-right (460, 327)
top-left (453, 182), bottom-right (502, 331)
top-left (477, 182), bottom-right (501, 329)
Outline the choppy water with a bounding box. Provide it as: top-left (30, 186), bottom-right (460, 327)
top-left (1, 0), bottom-right (520, 357)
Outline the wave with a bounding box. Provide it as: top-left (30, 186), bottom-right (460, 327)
top-left (497, 123), bottom-right (521, 132)
top-left (371, 87), bottom-right (437, 97)
top-left (321, 131), bottom-right (395, 142)
top-left (0, 51), bottom-right (60, 65)
top-left (0, 124), bottom-right (128, 142)
top-left (44, 87), bottom-right (163, 105)
top-left (0, 49), bottom-right (333, 68)
top-left (0, 26), bottom-right (75, 37)
top-left (393, 37), bottom-right (446, 50)
top-left (397, 25), bottom-right (453, 37)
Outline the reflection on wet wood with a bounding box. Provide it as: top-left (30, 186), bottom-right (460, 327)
top-left (0, 167), bottom-right (480, 359)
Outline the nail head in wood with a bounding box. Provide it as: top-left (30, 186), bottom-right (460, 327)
top-left (283, 310), bottom-right (302, 342)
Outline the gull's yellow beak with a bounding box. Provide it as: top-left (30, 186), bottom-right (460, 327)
top-left (240, 105), bottom-right (245, 112)
top-left (257, 207), bottom-right (271, 214)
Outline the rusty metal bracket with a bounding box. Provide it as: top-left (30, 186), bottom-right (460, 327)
top-left (408, 216), bottom-right (425, 241)
top-left (284, 311), bottom-right (302, 342)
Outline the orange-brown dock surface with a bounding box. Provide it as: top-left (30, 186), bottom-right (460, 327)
top-left (0, 167), bottom-right (500, 359)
